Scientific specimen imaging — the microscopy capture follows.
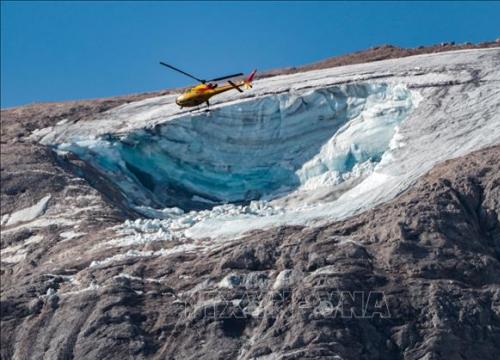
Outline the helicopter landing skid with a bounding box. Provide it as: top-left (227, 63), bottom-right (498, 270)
top-left (183, 106), bottom-right (211, 116)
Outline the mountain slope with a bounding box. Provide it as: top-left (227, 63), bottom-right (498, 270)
top-left (1, 145), bottom-right (499, 359)
top-left (1, 45), bottom-right (500, 360)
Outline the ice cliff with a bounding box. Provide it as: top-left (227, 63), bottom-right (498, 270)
top-left (55, 83), bottom-right (413, 208)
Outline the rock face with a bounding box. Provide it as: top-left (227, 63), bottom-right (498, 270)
top-left (1, 45), bottom-right (500, 360)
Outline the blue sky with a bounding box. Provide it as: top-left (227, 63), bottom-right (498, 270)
top-left (1, 1), bottom-right (499, 108)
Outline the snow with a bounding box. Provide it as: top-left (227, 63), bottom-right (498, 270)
top-left (0, 244), bottom-right (28, 264)
top-left (59, 282), bottom-right (100, 296)
top-left (4, 195), bottom-right (51, 226)
top-left (60, 231), bottom-right (86, 241)
top-left (88, 243), bottom-right (201, 268)
top-left (273, 270), bottom-right (302, 290)
top-left (113, 273), bottom-right (163, 283)
top-left (1, 193), bottom-right (100, 235)
top-left (0, 234), bottom-right (44, 264)
top-left (218, 274), bottom-right (242, 289)
top-left (2, 216), bottom-right (78, 235)
top-left (29, 126), bottom-right (54, 141)
top-left (32, 48), bottom-right (500, 249)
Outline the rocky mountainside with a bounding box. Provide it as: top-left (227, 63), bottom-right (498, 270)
top-left (1, 44), bottom-right (500, 360)
top-left (258, 40), bottom-right (500, 78)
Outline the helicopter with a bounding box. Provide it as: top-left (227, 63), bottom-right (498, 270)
top-left (159, 61), bottom-right (256, 109)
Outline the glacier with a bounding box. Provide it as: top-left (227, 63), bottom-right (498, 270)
top-left (35, 48), bottom-right (500, 244)
top-left (56, 83), bottom-right (414, 210)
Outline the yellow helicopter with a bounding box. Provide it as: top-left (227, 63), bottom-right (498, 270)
top-left (160, 61), bottom-right (256, 109)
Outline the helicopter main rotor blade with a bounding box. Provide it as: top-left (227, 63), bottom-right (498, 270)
top-left (159, 61), bottom-right (206, 83)
top-left (208, 73), bottom-right (244, 82)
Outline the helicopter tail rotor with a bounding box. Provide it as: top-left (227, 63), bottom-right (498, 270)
top-left (243, 69), bottom-right (257, 89)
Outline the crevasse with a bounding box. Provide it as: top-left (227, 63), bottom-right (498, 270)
top-left (57, 83), bottom-right (414, 211)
